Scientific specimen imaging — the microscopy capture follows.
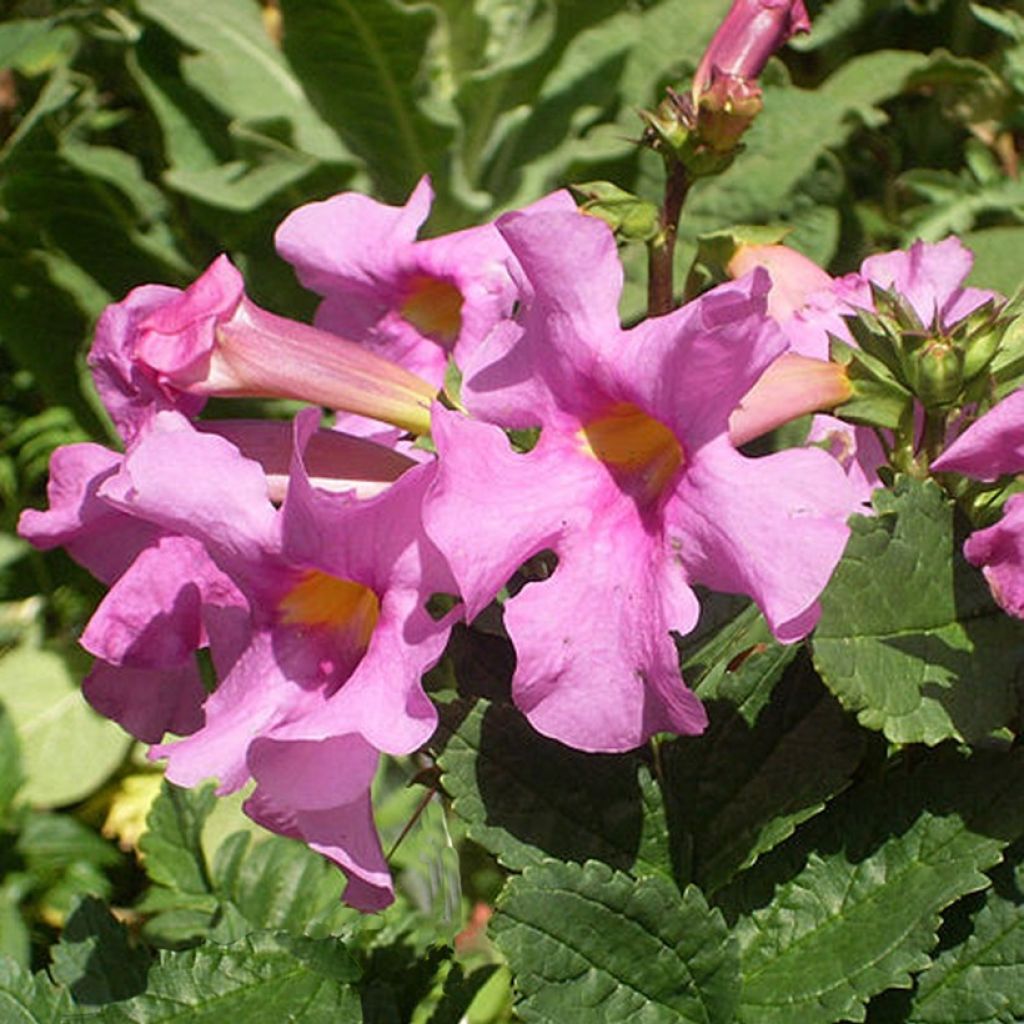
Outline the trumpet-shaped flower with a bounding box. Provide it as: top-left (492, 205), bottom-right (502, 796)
top-left (95, 408), bottom-right (456, 908)
top-left (89, 256), bottom-right (438, 442)
top-left (425, 209), bottom-right (855, 753)
top-left (275, 177), bottom-right (576, 390)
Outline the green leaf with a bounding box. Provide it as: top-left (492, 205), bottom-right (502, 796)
top-left (211, 831), bottom-right (354, 938)
top-left (725, 747), bottom-right (1024, 1024)
top-left (492, 860), bottom-right (739, 1024)
top-left (134, 0), bottom-right (347, 165)
top-left (50, 897), bottom-right (149, 1005)
top-left (813, 476), bottom-right (1024, 745)
top-left (906, 847), bottom-right (1024, 1023)
top-left (279, 0), bottom-right (452, 203)
top-left (437, 698), bottom-right (671, 879)
top-left (0, 646), bottom-right (130, 807)
top-left (139, 782), bottom-right (216, 897)
top-left (662, 647), bottom-right (865, 894)
top-left (0, 956), bottom-right (70, 1023)
top-left (94, 932), bottom-right (361, 1022)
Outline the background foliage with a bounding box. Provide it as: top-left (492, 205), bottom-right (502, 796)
top-left (3, 0), bottom-right (1024, 1019)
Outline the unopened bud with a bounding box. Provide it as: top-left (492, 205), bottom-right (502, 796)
top-left (908, 341), bottom-right (965, 409)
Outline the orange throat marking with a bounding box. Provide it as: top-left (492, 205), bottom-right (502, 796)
top-left (279, 570), bottom-right (380, 650)
top-left (400, 274), bottom-right (464, 347)
top-left (579, 402), bottom-right (684, 501)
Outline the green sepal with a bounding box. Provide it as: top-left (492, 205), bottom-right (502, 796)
top-left (830, 337), bottom-right (913, 429)
top-left (571, 181), bottom-right (661, 244)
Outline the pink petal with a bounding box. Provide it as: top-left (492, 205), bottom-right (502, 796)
top-left (425, 407), bottom-right (598, 619)
top-left (17, 443), bottom-right (159, 583)
top-left (669, 436), bottom-right (855, 641)
top-left (963, 493), bottom-right (1024, 618)
top-left (931, 390), bottom-right (1024, 480)
top-left (84, 660), bottom-right (206, 744)
top-left (506, 506), bottom-right (706, 752)
top-left (81, 535), bottom-right (243, 668)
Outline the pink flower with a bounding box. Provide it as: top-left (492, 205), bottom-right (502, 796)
top-left (17, 440), bottom-right (248, 743)
top-left (425, 209), bottom-right (855, 753)
top-left (89, 256), bottom-right (438, 443)
top-left (693, 0), bottom-right (811, 96)
top-left (94, 409), bottom-right (457, 909)
top-left (275, 177), bottom-right (577, 390)
top-left (931, 390), bottom-right (1024, 620)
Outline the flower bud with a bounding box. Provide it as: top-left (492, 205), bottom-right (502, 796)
top-left (693, 0), bottom-right (811, 96)
top-left (908, 341), bottom-right (965, 409)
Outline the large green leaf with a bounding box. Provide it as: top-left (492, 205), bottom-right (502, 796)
top-left (813, 476), bottom-right (1024, 745)
top-left (0, 647), bottom-right (130, 807)
top-left (134, 0), bottom-right (348, 165)
top-left (492, 860), bottom-right (739, 1024)
top-left (901, 845), bottom-right (1024, 1023)
top-left (94, 932), bottom-right (360, 1023)
top-left (662, 646), bottom-right (865, 894)
top-left (437, 698), bottom-right (671, 879)
top-left (725, 747), bottom-right (1024, 1024)
top-left (279, 0), bottom-right (453, 204)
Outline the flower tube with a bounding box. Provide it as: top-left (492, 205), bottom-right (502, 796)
top-left (89, 256), bottom-right (438, 443)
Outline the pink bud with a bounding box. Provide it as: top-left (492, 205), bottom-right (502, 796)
top-left (694, 0), bottom-right (811, 96)
top-left (126, 256), bottom-right (437, 435)
top-left (729, 353), bottom-right (852, 446)
top-left (729, 244), bottom-right (832, 321)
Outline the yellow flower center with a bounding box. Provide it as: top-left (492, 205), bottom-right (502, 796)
top-left (400, 274), bottom-right (464, 346)
top-left (279, 570), bottom-right (380, 649)
top-left (580, 402), bottom-right (684, 500)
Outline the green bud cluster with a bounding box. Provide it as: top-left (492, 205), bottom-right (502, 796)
top-left (640, 82), bottom-right (763, 179)
top-left (834, 284), bottom-right (1021, 428)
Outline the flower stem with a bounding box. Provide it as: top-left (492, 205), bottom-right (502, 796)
top-left (647, 160), bottom-right (691, 317)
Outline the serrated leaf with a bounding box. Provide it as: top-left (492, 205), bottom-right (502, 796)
top-left (727, 748), bottom-right (1024, 1024)
top-left (0, 646), bottom-right (130, 807)
top-left (437, 698), bottom-right (671, 879)
top-left (906, 848), bottom-right (1024, 1023)
top-left (0, 955), bottom-right (71, 1023)
top-left (662, 647), bottom-right (865, 893)
top-left (94, 932), bottom-right (360, 1023)
top-left (279, 0), bottom-right (452, 204)
top-left (139, 782), bottom-right (215, 897)
top-left (211, 831), bottom-right (354, 938)
top-left (492, 861), bottom-right (739, 1024)
top-left (813, 476), bottom-right (1024, 745)
top-left (50, 897), bottom-right (149, 1005)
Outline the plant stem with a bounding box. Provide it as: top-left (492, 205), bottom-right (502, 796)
top-left (647, 159), bottom-right (691, 317)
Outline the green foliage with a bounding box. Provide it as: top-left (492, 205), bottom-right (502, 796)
top-left (437, 698), bottom-right (671, 879)
top-left (5, 1), bottom-right (1024, 1020)
top-left (723, 747), bottom-right (1024, 1024)
top-left (813, 476), bottom-right (1024, 745)
top-left (492, 860), bottom-right (739, 1023)
top-left (93, 932), bottom-right (361, 1023)
top-left (0, 646), bottom-right (130, 807)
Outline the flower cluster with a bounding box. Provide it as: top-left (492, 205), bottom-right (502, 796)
top-left (21, 176), bottom-right (877, 908)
